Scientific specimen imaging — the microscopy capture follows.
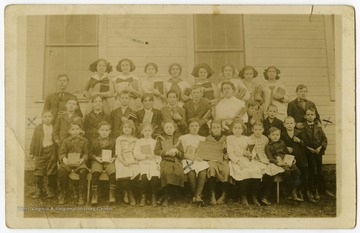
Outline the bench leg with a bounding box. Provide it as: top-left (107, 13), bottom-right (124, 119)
top-left (87, 177), bottom-right (91, 205)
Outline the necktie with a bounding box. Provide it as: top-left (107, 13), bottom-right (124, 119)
top-left (58, 92), bottom-right (64, 101)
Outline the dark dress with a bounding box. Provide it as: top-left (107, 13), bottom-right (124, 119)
top-left (205, 135), bottom-right (229, 182)
top-left (281, 129), bottom-right (308, 168)
top-left (154, 134), bottom-right (185, 188)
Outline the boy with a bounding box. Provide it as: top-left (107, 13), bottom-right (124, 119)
top-left (265, 127), bottom-right (302, 202)
top-left (281, 116), bottom-right (315, 203)
top-left (243, 100), bottom-right (262, 136)
top-left (84, 95), bottom-right (111, 141)
top-left (161, 90), bottom-right (187, 135)
top-left (89, 121), bottom-right (116, 204)
top-left (43, 73), bottom-right (83, 123)
top-left (287, 84), bottom-right (320, 129)
top-left (302, 107), bottom-right (334, 199)
top-left (263, 104), bottom-right (284, 136)
top-left (58, 122), bottom-right (89, 205)
top-left (183, 85), bottom-right (211, 136)
top-left (53, 96), bottom-right (83, 146)
top-left (29, 111), bottom-right (58, 199)
top-left (110, 90), bottom-right (137, 138)
top-left (135, 93), bottom-right (163, 137)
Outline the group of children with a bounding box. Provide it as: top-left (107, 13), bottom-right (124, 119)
top-left (29, 58), bottom-right (334, 207)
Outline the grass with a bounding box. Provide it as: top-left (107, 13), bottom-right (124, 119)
top-left (23, 165), bottom-right (336, 218)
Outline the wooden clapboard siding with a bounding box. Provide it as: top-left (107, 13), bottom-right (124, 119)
top-left (244, 15), bottom-right (336, 164)
top-left (102, 15), bottom-right (193, 83)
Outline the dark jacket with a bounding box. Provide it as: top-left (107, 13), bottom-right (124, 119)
top-left (154, 134), bottom-right (184, 162)
top-left (183, 98), bottom-right (211, 136)
top-left (263, 117), bottom-right (284, 136)
top-left (287, 98), bottom-right (320, 124)
top-left (281, 129), bottom-right (308, 167)
top-left (30, 124), bottom-right (56, 157)
top-left (110, 106), bottom-right (137, 138)
top-left (58, 135), bottom-right (89, 164)
top-left (53, 113), bottom-right (83, 144)
top-left (84, 111), bottom-right (111, 141)
top-left (265, 140), bottom-right (289, 165)
top-left (302, 122), bottom-right (328, 155)
top-left (161, 105), bottom-right (187, 134)
top-left (135, 108), bottom-right (163, 136)
top-left (89, 137), bottom-right (116, 161)
top-left (43, 91), bottom-right (83, 123)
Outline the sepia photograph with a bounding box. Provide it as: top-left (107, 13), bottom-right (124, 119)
top-left (4, 4), bottom-right (356, 229)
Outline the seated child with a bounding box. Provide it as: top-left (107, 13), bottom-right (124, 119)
top-left (89, 121), bottom-right (116, 205)
top-left (43, 73), bottom-right (83, 123)
top-left (243, 100), bottom-right (263, 136)
top-left (302, 107), bottom-right (334, 199)
top-left (154, 121), bottom-right (185, 207)
top-left (281, 116), bottom-right (314, 203)
top-left (161, 90), bottom-right (187, 134)
top-left (114, 120), bottom-right (140, 206)
top-left (263, 104), bottom-right (284, 136)
top-left (205, 120), bottom-right (229, 205)
top-left (227, 120), bottom-right (263, 206)
top-left (110, 90), bottom-right (137, 138)
top-left (29, 111), bottom-right (58, 199)
top-left (58, 122), bottom-right (89, 205)
top-left (84, 95), bottom-right (111, 141)
top-left (179, 118), bottom-right (209, 204)
top-left (133, 123), bottom-right (161, 207)
top-left (135, 93), bottom-right (163, 137)
top-left (53, 96), bottom-right (83, 146)
top-left (248, 122), bottom-right (284, 206)
top-left (265, 127), bottom-right (302, 202)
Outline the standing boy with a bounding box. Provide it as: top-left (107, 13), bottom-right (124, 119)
top-left (161, 90), bottom-right (187, 134)
top-left (110, 90), bottom-right (137, 138)
top-left (53, 96), bottom-right (83, 146)
top-left (29, 111), bottom-right (58, 199)
top-left (43, 73), bottom-right (83, 123)
top-left (287, 84), bottom-right (320, 129)
top-left (302, 107), bottom-right (334, 199)
top-left (183, 85), bottom-right (211, 136)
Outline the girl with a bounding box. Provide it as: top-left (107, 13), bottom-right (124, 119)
top-left (238, 66), bottom-right (265, 108)
top-left (133, 123), bottom-right (161, 207)
top-left (154, 121), bottom-right (184, 207)
top-left (113, 58), bottom-right (142, 111)
top-left (227, 120), bottom-right (263, 206)
top-left (84, 58), bottom-right (115, 114)
top-left (179, 118), bottom-right (209, 204)
top-left (115, 120), bottom-right (140, 206)
top-left (218, 64), bottom-right (250, 102)
top-left (164, 63), bottom-right (191, 106)
top-left (83, 95), bottom-right (111, 141)
top-left (248, 122), bottom-right (284, 205)
top-left (205, 120), bottom-right (229, 205)
top-left (139, 62), bottom-right (167, 109)
top-left (262, 66), bottom-right (289, 121)
top-left (191, 63), bottom-right (220, 106)
top-left (215, 81), bottom-right (248, 134)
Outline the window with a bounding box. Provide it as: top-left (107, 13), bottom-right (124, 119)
top-left (194, 15), bottom-right (245, 82)
top-left (43, 15), bottom-right (98, 99)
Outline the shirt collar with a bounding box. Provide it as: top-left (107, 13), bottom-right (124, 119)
top-left (144, 108), bottom-right (153, 113)
top-left (91, 73), bottom-right (108, 81)
top-left (307, 122), bottom-right (315, 126)
top-left (93, 110), bottom-right (103, 115)
top-left (297, 97), bottom-right (307, 102)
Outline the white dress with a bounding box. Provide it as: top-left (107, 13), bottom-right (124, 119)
top-left (227, 135), bottom-right (263, 181)
top-left (218, 78), bottom-right (250, 101)
top-left (179, 134), bottom-right (209, 175)
top-left (262, 80), bottom-right (289, 121)
top-left (113, 73), bottom-right (142, 111)
top-left (133, 137), bottom-right (161, 180)
top-left (115, 135), bottom-right (140, 179)
top-left (247, 134), bottom-right (284, 176)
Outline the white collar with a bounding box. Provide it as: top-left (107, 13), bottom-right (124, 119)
top-left (91, 73), bottom-right (108, 81)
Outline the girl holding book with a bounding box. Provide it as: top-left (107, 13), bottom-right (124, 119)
top-left (113, 58), bottom-right (142, 111)
top-left (205, 120), bottom-right (229, 205)
top-left (115, 120), bottom-right (140, 205)
top-left (139, 62), bottom-right (167, 109)
top-left (154, 121), bottom-right (185, 207)
top-left (164, 63), bottom-right (191, 106)
top-left (179, 118), bottom-right (209, 204)
top-left (227, 120), bottom-right (263, 206)
top-left (191, 63), bottom-right (220, 106)
top-left (262, 66), bottom-right (289, 121)
top-left (84, 58), bottom-right (115, 114)
top-left (133, 123), bottom-right (161, 207)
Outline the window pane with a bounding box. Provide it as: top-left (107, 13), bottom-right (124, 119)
top-left (65, 16), bottom-right (81, 44)
top-left (47, 16), bottom-right (65, 44)
top-left (195, 14), bottom-right (243, 50)
top-left (80, 15), bottom-right (98, 44)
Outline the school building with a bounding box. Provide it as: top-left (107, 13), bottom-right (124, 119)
top-left (23, 14), bottom-right (338, 169)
